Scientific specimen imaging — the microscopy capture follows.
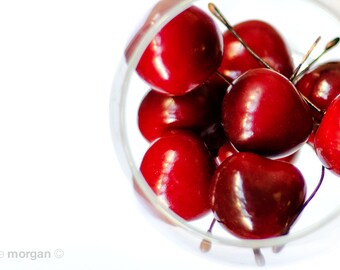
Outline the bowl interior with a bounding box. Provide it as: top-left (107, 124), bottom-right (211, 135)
top-left (111, 0), bottom-right (340, 263)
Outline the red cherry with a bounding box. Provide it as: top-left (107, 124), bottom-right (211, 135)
top-left (136, 6), bottom-right (223, 96)
top-left (125, 0), bottom-right (184, 61)
top-left (218, 20), bottom-right (293, 81)
top-left (210, 152), bottom-right (306, 239)
top-left (222, 68), bottom-right (313, 158)
top-left (216, 140), bottom-right (298, 164)
top-left (296, 61), bottom-right (340, 122)
top-left (138, 73), bottom-right (228, 142)
top-left (216, 140), bottom-right (238, 164)
top-left (314, 95), bottom-right (340, 176)
top-left (140, 131), bottom-right (216, 220)
top-left (138, 88), bottom-right (214, 142)
top-left (216, 140), bottom-right (299, 168)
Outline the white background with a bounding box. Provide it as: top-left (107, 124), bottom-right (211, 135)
top-left (0, 0), bottom-right (339, 269)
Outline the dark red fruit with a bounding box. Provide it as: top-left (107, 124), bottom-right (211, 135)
top-left (140, 131), bottom-right (216, 220)
top-left (136, 6), bottom-right (223, 96)
top-left (218, 20), bottom-right (293, 81)
top-left (222, 68), bottom-right (313, 158)
top-left (125, 0), bottom-right (184, 61)
top-left (216, 140), bottom-right (238, 164)
top-left (210, 152), bottom-right (306, 239)
top-left (216, 140), bottom-right (298, 164)
top-left (314, 95), bottom-right (340, 176)
top-left (296, 61), bottom-right (340, 122)
top-left (138, 73), bottom-right (228, 142)
top-left (138, 88), bottom-right (214, 142)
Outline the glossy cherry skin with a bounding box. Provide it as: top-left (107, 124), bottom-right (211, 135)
top-left (216, 140), bottom-right (238, 164)
top-left (218, 20), bottom-right (293, 81)
top-left (138, 88), bottom-right (215, 142)
top-left (210, 152), bottom-right (306, 239)
top-left (138, 73), bottom-right (228, 142)
top-left (125, 0), bottom-right (184, 61)
top-left (216, 140), bottom-right (298, 164)
top-left (136, 6), bottom-right (223, 96)
top-left (222, 68), bottom-right (313, 158)
top-left (314, 95), bottom-right (340, 176)
top-left (140, 131), bottom-right (216, 220)
top-left (296, 61), bottom-right (340, 122)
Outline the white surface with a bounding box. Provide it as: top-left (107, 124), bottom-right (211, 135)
top-left (0, 0), bottom-right (338, 269)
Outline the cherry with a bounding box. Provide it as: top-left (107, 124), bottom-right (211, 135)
top-left (217, 20), bottom-right (294, 81)
top-left (314, 95), bottom-right (340, 176)
top-left (140, 131), bottom-right (216, 220)
top-left (125, 0), bottom-right (185, 61)
top-left (222, 68), bottom-right (313, 158)
top-left (292, 37), bottom-right (340, 83)
top-left (138, 88), bottom-right (215, 142)
top-left (210, 152), bottom-right (306, 239)
top-left (216, 140), bottom-right (238, 164)
top-left (296, 61), bottom-right (340, 122)
top-left (136, 6), bottom-right (223, 96)
top-left (217, 140), bottom-right (299, 165)
top-left (131, 3), bottom-right (339, 259)
top-left (138, 73), bottom-right (228, 142)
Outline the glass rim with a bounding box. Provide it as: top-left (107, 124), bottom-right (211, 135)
top-left (110, 0), bottom-right (340, 249)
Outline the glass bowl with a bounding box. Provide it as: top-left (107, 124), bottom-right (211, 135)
top-left (110, 0), bottom-right (340, 266)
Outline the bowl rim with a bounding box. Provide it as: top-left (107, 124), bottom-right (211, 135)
top-left (110, 0), bottom-right (340, 249)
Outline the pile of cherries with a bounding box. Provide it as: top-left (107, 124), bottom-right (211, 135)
top-left (129, 2), bottom-right (340, 257)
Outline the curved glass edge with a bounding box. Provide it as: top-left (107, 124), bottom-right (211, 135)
top-left (109, 0), bottom-right (195, 181)
top-left (315, 0), bottom-right (340, 18)
top-left (109, 0), bottom-right (340, 250)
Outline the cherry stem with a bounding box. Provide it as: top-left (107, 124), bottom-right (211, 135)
top-left (287, 36), bottom-right (324, 115)
top-left (199, 218), bottom-right (216, 253)
top-left (207, 217), bottom-right (216, 233)
top-left (300, 92), bottom-right (323, 115)
top-left (215, 71), bottom-right (234, 86)
top-left (209, 2), bottom-right (324, 115)
top-left (253, 248), bottom-right (265, 267)
top-left (300, 165), bottom-right (325, 212)
top-left (289, 36), bottom-right (321, 82)
top-left (289, 165), bottom-right (325, 228)
top-left (208, 3), bottom-right (273, 70)
top-left (272, 166), bottom-right (325, 254)
top-left (294, 37), bottom-right (340, 82)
